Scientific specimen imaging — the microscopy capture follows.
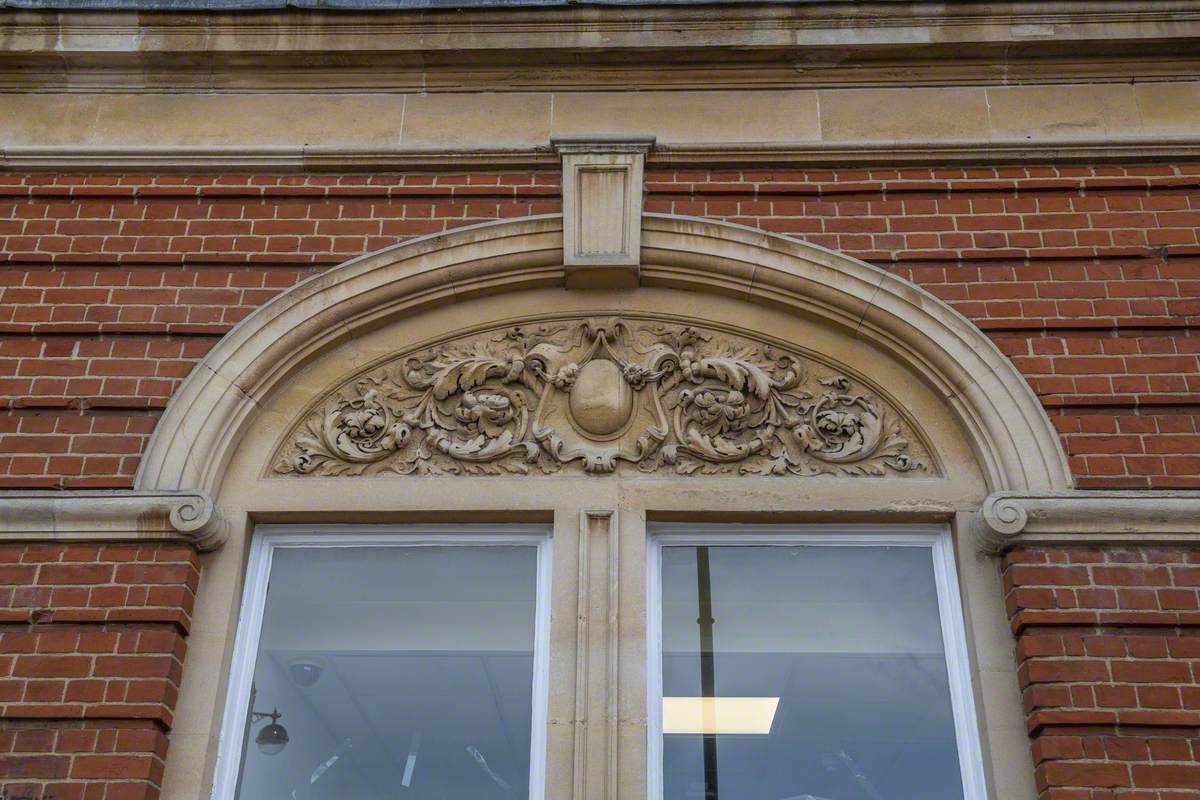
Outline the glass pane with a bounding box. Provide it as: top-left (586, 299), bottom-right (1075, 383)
top-left (235, 545), bottom-right (539, 800)
top-left (660, 544), bottom-right (964, 800)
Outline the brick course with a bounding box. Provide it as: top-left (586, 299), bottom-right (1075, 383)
top-left (0, 165), bottom-right (1196, 488)
top-left (0, 544), bottom-right (199, 800)
top-left (0, 163), bottom-right (1197, 800)
top-left (1005, 547), bottom-right (1200, 800)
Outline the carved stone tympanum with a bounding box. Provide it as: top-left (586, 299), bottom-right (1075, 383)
top-left (272, 317), bottom-right (932, 477)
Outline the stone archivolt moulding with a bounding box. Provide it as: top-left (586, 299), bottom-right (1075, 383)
top-left (976, 491), bottom-right (1200, 553)
top-left (4, 216), bottom-right (1194, 554)
top-left (2, 215), bottom-right (1195, 552)
top-left (271, 316), bottom-right (932, 478)
top-left (0, 490), bottom-right (226, 551)
top-left (0, 213), bottom-right (1081, 552)
top-left (135, 215), bottom-right (1072, 496)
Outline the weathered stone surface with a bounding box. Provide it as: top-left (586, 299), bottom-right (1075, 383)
top-left (272, 317), bottom-right (931, 478)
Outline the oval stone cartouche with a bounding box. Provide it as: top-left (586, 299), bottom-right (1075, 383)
top-left (569, 359), bottom-right (634, 436)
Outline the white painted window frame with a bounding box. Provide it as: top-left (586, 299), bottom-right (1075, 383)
top-left (210, 524), bottom-right (554, 800)
top-left (645, 523), bottom-right (989, 800)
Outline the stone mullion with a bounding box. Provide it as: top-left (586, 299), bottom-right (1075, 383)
top-left (549, 506), bottom-right (649, 800)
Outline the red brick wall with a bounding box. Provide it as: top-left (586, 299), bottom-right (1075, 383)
top-left (1004, 546), bottom-right (1200, 799)
top-left (0, 543), bottom-right (199, 800)
top-left (0, 166), bottom-right (1197, 800)
top-left (0, 166), bottom-right (1196, 488)
top-left (644, 166), bottom-right (1200, 490)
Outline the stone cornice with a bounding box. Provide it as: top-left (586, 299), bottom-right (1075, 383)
top-left (2, 2), bottom-right (1200, 87)
top-left (0, 490), bottom-right (228, 551)
top-left (976, 491), bottom-right (1200, 553)
top-left (5, 3), bottom-right (1200, 53)
top-left (5, 137), bottom-right (1200, 173)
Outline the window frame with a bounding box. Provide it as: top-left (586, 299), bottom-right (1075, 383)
top-left (210, 524), bottom-right (554, 800)
top-left (645, 523), bottom-right (988, 800)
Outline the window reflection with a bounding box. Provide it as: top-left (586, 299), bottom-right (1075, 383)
top-left (660, 545), bottom-right (965, 800)
top-left (234, 545), bottom-right (540, 800)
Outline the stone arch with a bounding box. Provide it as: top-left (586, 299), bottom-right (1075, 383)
top-left (136, 213), bottom-right (1071, 497)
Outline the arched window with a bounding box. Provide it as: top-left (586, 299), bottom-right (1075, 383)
top-left (135, 211), bottom-right (1072, 800)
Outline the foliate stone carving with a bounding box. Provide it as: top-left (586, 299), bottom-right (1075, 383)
top-left (273, 318), bottom-right (930, 477)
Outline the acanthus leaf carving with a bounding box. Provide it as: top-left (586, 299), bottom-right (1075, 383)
top-left (273, 318), bottom-right (932, 478)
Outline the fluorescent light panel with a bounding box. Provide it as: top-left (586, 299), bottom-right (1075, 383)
top-left (662, 696), bottom-right (779, 735)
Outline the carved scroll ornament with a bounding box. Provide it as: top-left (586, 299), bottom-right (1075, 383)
top-left (273, 318), bottom-right (931, 477)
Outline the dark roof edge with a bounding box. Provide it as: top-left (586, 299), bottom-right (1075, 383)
top-left (2, 0), bottom-right (866, 9)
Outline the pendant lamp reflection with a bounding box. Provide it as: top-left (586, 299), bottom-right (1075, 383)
top-left (250, 707), bottom-right (289, 756)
